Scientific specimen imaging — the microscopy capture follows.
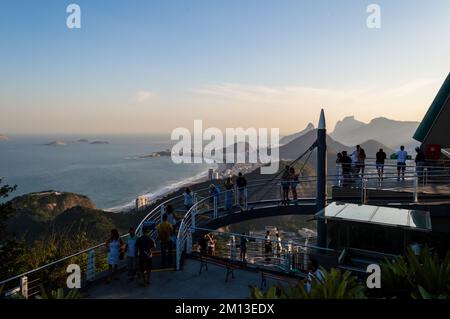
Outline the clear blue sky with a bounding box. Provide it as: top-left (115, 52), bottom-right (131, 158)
top-left (1, 0), bottom-right (449, 134)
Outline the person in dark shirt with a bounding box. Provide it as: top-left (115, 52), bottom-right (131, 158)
top-left (198, 235), bottom-right (208, 256)
top-left (281, 166), bottom-right (291, 205)
top-left (415, 147), bottom-right (426, 181)
top-left (240, 233), bottom-right (248, 262)
top-left (136, 228), bottom-right (155, 287)
top-left (264, 230), bottom-right (273, 261)
top-left (376, 148), bottom-right (387, 181)
top-left (340, 151), bottom-right (353, 187)
top-left (236, 172), bottom-right (247, 207)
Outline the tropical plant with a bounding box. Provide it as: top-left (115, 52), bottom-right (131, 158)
top-left (381, 247), bottom-right (450, 299)
top-left (250, 268), bottom-right (366, 299)
top-left (0, 179), bottom-right (26, 279)
top-left (35, 286), bottom-right (81, 299)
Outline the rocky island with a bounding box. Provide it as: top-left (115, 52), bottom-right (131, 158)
top-left (43, 139), bottom-right (109, 146)
top-left (0, 134), bottom-right (9, 141)
top-left (140, 148), bottom-right (172, 158)
top-left (44, 140), bottom-right (67, 146)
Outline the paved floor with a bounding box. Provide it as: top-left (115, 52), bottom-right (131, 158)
top-left (83, 259), bottom-right (279, 299)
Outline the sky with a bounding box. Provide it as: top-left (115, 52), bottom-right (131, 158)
top-left (0, 0), bottom-right (449, 135)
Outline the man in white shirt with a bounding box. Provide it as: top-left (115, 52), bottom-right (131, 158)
top-left (396, 145), bottom-right (408, 181)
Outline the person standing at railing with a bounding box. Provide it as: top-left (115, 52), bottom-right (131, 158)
top-left (206, 233), bottom-right (216, 256)
top-left (198, 235), bottom-right (208, 256)
top-left (289, 167), bottom-right (300, 204)
top-left (183, 187), bottom-right (194, 212)
top-left (224, 177), bottom-right (234, 211)
top-left (358, 147), bottom-right (367, 178)
top-left (264, 230), bottom-right (273, 261)
top-left (336, 152), bottom-right (343, 186)
top-left (340, 151), bottom-right (352, 187)
top-left (281, 166), bottom-right (291, 206)
top-left (165, 205), bottom-right (180, 232)
top-left (209, 184), bottom-right (220, 208)
top-left (351, 146), bottom-right (359, 178)
top-left (376, 148), bottom-right (387, 182)
top-left (415, 147), bottom-right (426, 182)
top-left (306, 258), bottom-right (325, 293)
top-left (240, 233), bottom-right (248, 262)
top-left (275, 233), bottom-right (282, 258)
top-left (352, 145), bottom-right (366, 179)
top-left (136, 227), bottom-right (155, 287)
top-left (236, 172), bottom-right (247, 208)
top-left (106, 229), bottom-right (125, 284)
top-left (125, 227), bottom-right (138, 282)
top-left (396, 146), bottom-right (408, 181)
top-left (157, 213), bottom-right (174, 267)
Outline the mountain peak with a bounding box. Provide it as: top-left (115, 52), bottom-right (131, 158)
top-left (280, 122), bottom-right (315, 145)
top-left (330, 115), bottom-right (419, 149)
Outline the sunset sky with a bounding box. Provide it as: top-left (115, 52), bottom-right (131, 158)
top-left (1, 0), bottom-right (449, 135)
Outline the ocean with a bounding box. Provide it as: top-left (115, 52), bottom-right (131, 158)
top-left (0, 135), bottom-right (214, 211)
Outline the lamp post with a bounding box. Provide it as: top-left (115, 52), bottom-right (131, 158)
top-left (316, 109), bottom-right (328, 248)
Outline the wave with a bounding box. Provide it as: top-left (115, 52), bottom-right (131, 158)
top-left (106, 164), bottom-right (217, 213)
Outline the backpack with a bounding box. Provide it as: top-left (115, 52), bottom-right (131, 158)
top-left (158, 222), bottom-right (172, 242)
top-left (359, 149), bottom-right (366, 161)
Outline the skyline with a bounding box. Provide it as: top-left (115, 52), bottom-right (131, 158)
top-left (1, 0), bottom-right (450, 135)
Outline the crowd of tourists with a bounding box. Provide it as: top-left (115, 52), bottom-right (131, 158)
top-left (336, 144), bottom-right (427, 186)
top-left (105, 204), bottom-right (178, 287)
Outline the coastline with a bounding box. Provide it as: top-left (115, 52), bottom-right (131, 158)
top-left (110, 162), bottom-right (261, 213)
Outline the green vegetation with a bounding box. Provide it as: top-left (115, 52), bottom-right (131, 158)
top-left (250, 268), bottom-right (366, 299)
top-left (0, 181), bottom-right (111, 289)
top-left (0, 179), bottom-right (25, 279)
top-left (35, 286), bottom-right (81, 299)
top-left (250, 249), bottom-right (450, 300)
top-left (381, 247), bottom-right (450, 299)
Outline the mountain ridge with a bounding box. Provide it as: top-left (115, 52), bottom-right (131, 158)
top-left (330, 116), bottom-right (419, 149)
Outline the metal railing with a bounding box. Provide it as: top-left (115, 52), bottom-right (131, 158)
top-left (2, 161), bottom-right (450, 297)
top-left (189, 227), bottom-right (338, 276)
top-left (0, 177), bottom-right (302, 298)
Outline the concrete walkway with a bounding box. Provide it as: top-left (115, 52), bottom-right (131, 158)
top-left (83, 259), bottom-right (279, 299)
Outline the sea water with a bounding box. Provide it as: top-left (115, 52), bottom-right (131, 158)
top-left (0, 135), bottom-right (213, 211)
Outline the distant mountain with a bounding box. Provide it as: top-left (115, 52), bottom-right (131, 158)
top-left (279, 129), bottom-right (346, 160)
top-left (9, 191), bottom-right (96, 221)
top-left (278, 130), bottom-right (394, 174)
top-left (5, 191), bottom-right (141, 243)
top-left (280, 123), bottom-right (315, 145)
top-left (279, 129), bottom-right (348, 174)
top-left (0, 134), bottom-right (8, 141)
top-left (359, 140), bottom-right (395, 158)
top-left (330, 116), bottom-right (419, 150)
top-left (6, 191), bottom-right (98, 241)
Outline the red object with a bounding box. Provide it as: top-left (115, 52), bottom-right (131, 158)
top-left (425, 144), bottom-right (441, 160)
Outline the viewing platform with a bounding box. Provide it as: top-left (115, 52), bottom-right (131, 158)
top-left (83, 259), bottom-right (280, 299)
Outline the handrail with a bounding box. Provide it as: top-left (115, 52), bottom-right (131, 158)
top-left (0, 177), bottom-right (300, 286)
top-left (3, 165), bottom-right (450, 287)
top-left (0, 233), bottom-right (128, 286)
top-left (192, 226), bottom-right (335, 252)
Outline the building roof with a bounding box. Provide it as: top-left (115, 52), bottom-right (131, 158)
top-left (414, 72), bottom-right (450, 147)
top-left (315, 202), bottom-right (432, 232)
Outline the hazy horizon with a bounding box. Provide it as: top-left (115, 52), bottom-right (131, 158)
top-left (0, 114), bottom-right (423, 137)
top-left (1, 0), bottom-right (449, 135)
